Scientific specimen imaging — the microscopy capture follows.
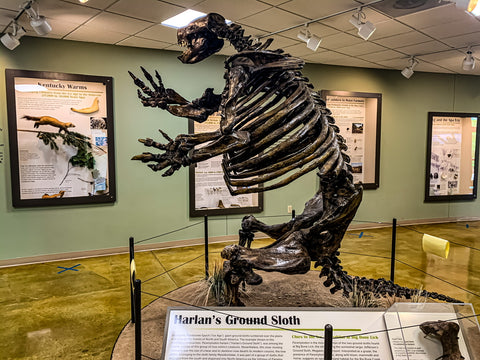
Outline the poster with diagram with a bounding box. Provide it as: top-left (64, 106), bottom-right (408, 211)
top-left (425, 113), bottom-right (479, 202)
top-left (189, 113), bottom-right (263, 216)
top-left (322, 90), bottom-right (381, 189)
top-left (6, 69), bottom-right (116, 207)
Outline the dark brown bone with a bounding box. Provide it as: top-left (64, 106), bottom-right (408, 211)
top-left (130, 13), bottom-right (460, 306)
top-left (420, 321), bottom-right (464, 360)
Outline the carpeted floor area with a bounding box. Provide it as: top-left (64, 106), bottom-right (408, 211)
top-left (1, 221), bottom-right (479, 359)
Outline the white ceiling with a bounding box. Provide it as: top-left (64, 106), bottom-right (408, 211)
top-left (2, 0), bottom-right (480, 75)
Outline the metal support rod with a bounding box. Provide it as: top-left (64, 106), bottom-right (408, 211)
top-left (390, 218), bottom-right (397, 282)
top-left (134, 279), bottom-right (142, 360)
top-left (129, 236), bottom-right (136, 324)
top-left (204, 215), bottom-right (209, 279)
top-left (292, 209), bottom-right (296, 219)
top-left (324, 324), bottom-right (333, 360)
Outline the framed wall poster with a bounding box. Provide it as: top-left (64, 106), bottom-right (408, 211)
top-left (5, 69), bottom-right (116, 207)
top-left (425, 112), bottom-right (479, 202)
top-left (321, 90), bottom-right (382, 189)
top-left (188, 113), bottom-right (263, 217)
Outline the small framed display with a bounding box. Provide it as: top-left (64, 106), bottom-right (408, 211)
top-left (5, 69), bottom-right (116, 207)
top-left (188, 113), bottom-right (263, 217)
top-left (321, 90), bottom-right (382, 189)
top-left (425, 112), bottom-right (479, 202)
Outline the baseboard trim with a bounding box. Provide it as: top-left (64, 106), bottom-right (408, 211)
top-left (1, 216), bottom-right (478, 268)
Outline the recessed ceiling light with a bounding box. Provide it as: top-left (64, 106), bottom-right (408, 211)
top-left (161, 9), bottom-right (207, 29)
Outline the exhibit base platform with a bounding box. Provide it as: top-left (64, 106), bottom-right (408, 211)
top-left (111, 270), bottom-right (379, 360)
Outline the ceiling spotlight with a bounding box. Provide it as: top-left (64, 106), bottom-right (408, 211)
top-left (463, 47), bottom-right (475, 70)
top-left (1, 22), bottom-right (26, 50)
top-left (455, 0), bottom-right (480, 16)
top-left (23, 0), bottom-right (52, 36)
top-left (401, 57), bottom-right (419, 79)
top-left (297, 25), bottom-right (322, 52)
top-left (349, 8), bottom-right (376, 40)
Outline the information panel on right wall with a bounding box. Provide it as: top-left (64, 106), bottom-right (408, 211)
top-left (321, 90), bottom-right (382, 189)
top-left (425, 112), bottom-right (479, 202)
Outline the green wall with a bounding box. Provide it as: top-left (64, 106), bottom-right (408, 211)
top-left (1, 36), bottom-right (479, 261)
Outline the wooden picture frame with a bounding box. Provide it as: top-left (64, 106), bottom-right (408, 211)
top-left (188, 114), bottom-right (263, 217)
top-left (5, 69), bottom-right (116, 207)
top-left (321, 90), bottom-right (382, 189)
top-left (425, 112), bottom-right (479, 202)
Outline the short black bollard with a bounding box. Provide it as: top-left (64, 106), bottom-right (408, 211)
top-left (134, 279), bottom-right (142, 360)
top-left (390, 218), bottom-right (397, 282)
top-left (129, 237), bottom-right (136, 324)
top-left (324, 324), bottom-right (333, 360)
top-left (204, 215), bottom-right (209, 279)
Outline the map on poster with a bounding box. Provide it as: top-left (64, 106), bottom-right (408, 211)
top-left (325, 96), bottom-right (366, 184)
top-left (429, 117), bottom-right (463, 196)
top-left (13, 76), bottom-right (111, 201)
top-left (191, 114), bottom-right (259, 213)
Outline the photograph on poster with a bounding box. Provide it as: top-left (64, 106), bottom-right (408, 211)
top-left (188, 113), bottom-right (263, 217)
top-left (5, 69), bottom-right (116, 207)
top-left (321, 90), bottom-right (381, 189)
top-left (425, 112), bottom-right (479, 202)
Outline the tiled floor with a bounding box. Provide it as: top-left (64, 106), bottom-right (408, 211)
top-left (1, 221), bottom-right (479, 359)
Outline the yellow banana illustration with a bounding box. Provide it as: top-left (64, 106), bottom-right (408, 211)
top-left (71, 97), bottom-right (99, 114)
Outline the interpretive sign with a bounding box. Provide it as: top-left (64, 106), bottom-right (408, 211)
top-left (188, 113), bottom-right (263, 217)
top-left (425, 112), bottom-right (479, 202)
top-left (5, 69), bottom-right (115, 207)
top-left (321, 90), bottom-right (381, 189)
top-left (162, 307), bottom-right (392, 360)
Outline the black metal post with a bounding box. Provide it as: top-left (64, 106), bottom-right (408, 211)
top-left (134, 279), bottom-right (142, 360)
top-left (292, 209), bottom-right (296, 219)
top-left (204, 215), bottom-right (209, 279)
top-left (324, 324), bottom-right (333, 360)
top-left (390, 218), bottom-right (397, 282)
top-left (129, 236), bottom-right (136, 324)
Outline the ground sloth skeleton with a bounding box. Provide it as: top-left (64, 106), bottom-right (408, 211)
top-left (130, 13), bottom-right (458, 305)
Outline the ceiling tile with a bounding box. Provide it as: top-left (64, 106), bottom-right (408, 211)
top-left (84, 12), bottom-right (153, 34)
top-left (117, 36), bottom-right (171, 49)
top-left (63, 0), bottom-right (118, 10)
top-left (35, 0), bottom-right (101, 24)
top-left (396, 3), bottom-right (467, 29)
top-left (107, 0), bottom-right (184, 23)
top-left (260, 0), bottom-right (292, 5)
top-left (239, 7), bottom-right (308, 32)
top-left (0, 9), bottom-right (17, 27)
top-left (279, 23), bottom-right (339, 42)
top-left (358, 49), bottom-right (405, 62)
top-left (192, 0), bottom-right (272, 21)
top-left (283, 42), bottom-right (327, 58)
top-left (367, 19), bottom-right (412, 41)
top-left (321, 8), bottom-right (391, 32)
top-left (135, 24), bottom-right (178, 43)
top-left (64, 25), bottom-right (130, 44)
top-left (396, 40), bottom-right (452, 57)
top-left (335, 41), bottom-right (386, 56)
top-left (279, 0), bottom-right (361, 20)
top-left (373, 30), bottom-right (432, 48)
top-left (421, 17), bottom-right (480, 40)
top-left (441, 32), bottom-right (480, 49)
top-left (320, 32), bottom-right (364, 50)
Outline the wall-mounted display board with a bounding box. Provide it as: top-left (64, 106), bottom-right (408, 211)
top-left (189, 113), bottom-right (263, 217)
top-left (425, 112), bottom-right (479, 202)
top-left (5, 69), bottom-right (115, 207)
top-left (321, 90), bottom-right (382, 189)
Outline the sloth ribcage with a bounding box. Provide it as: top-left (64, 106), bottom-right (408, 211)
top-left (217, 51), bottom-right (350, 195)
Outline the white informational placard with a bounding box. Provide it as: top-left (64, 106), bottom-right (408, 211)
top-left (162, 307), bottom-right (393, 360)
top-left (189, 113), bottom-right (262, 216)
